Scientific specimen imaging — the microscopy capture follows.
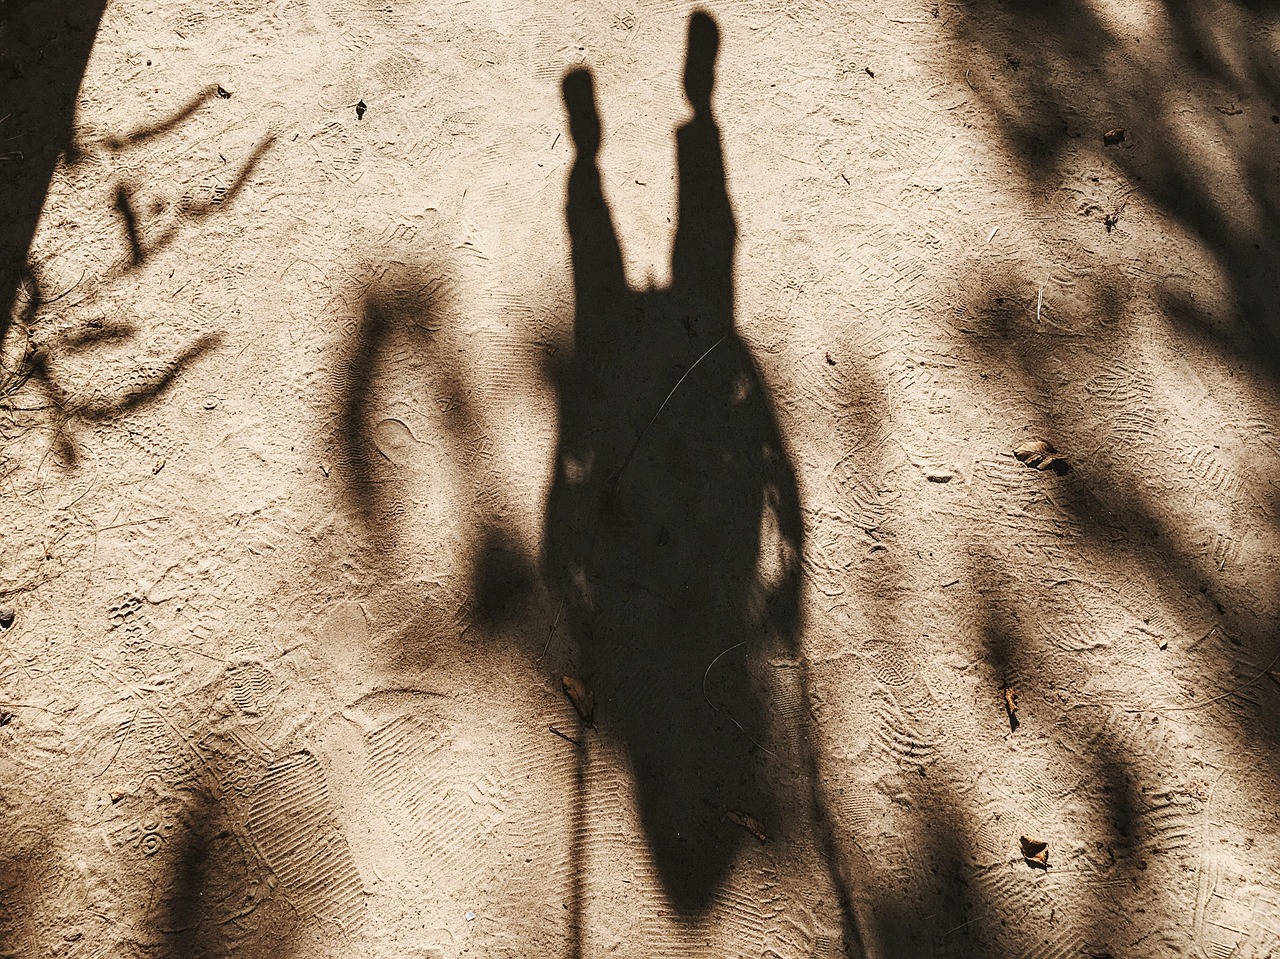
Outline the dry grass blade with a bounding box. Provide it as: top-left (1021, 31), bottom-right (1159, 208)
top-left (727, 810), bottom-right (768, 843)
top-left (561, 675), bottom-right (596, 728)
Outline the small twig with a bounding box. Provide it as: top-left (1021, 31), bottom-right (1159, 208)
top-left (1125, 647), bottom-right (1280, 714)
top-left (38, 269), bottom-right (86, 306)
top-left (97, 516), bottom-right (168, 532)
top-left (1036, 284), bottom-right (1043, 323)
top-left (150, 639), bottom-right (231, 664)
top-left (538, 602), bottom-right (564, 661)
top-left (93, 703), bottom-right (140, 780)
top-left (1187, 624), bottom-right (1221, 649)
top-left (702, 641), bottom-right (788, 767)
top-left (549, 725), bottom-right (581, 746)
top-left (318, 98), bottom-right (363, 111)
top-left (942, 916), bottom-right (980, 937)
top-left (612, 336), bottom-right (726, 487)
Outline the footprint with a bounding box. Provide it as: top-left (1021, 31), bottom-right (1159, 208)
top-left (373, 417), bottom-right (418, 465)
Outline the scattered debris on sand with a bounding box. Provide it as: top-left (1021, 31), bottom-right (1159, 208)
top-left (1013, 439), bottom-right (1064, 471)
top-left (1020, 835), bottom-right (1049, 869)
top-left (727, 811), bottom-right (768, 843)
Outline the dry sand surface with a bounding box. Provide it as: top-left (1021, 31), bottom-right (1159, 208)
top-left (4, 0), bottom-right (1280, 956)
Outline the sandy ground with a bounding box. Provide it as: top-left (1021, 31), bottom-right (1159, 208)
top-left (4, 0), bottom-right (1280, 956)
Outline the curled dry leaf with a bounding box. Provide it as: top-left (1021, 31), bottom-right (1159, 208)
top-left (1020, 834), bottom-right (1049, 868)
top-left (1103, 127), bottom-right (1125, 145)
top-left (727, 810), bottom-right (768, 843)
top-left (1013, 439), bottom-right (1063, 470)
top-left (561, 675), bottom-right (596, 728)
top-left (1004, 686), bottom-right (1019, 724)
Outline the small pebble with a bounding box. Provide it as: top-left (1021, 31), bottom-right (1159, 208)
top-left (0, 607), bottom-right (14, 629)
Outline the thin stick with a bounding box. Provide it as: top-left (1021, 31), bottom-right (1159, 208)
top-left (612, 336), bottom-right (726, 490)
top-left (150, 639), bottom-right (231, 664)
top-left (702, 641), bottom-right (787, 767)
top-left (538, 602), bottom-right (564, 661)
top-left (41, 269), bottom-right (86, 306)
top-left (549, 725), bottom-right (581, 746)
top-left (93, 703), bottom-right (140, 780)
top-left (97, 516), bottom-right (168, 532)
top-left (1125, 647), bottom-right (1280, 714)
top-left (942, 916), bottom-right (979, 937)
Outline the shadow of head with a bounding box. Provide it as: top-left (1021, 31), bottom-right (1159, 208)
top-left (562, 70), bottom-right (601, 156)
top-left (684, 10), bottom-right (720, 113)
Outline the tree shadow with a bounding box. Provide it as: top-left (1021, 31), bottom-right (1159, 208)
top-left (947, 0), bottom-right (1280, 378)
top-left (333, 266), bottom-right (543, 662)
top-left (874, 8), bottom-right (1280, 946)
top-left (149, 785), bottom-right (300, 959)
top-left (0, 0), bottom-right (108, 360)
top-left (2, 60), bottom-right (271, 466)
top-left (542, 11), bottom-right (864, 951)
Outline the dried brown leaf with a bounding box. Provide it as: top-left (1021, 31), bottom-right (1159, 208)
top-left (1004, 686), bottom-right (1019, 717)
top-left (561, 675), bottom-right (596, 727)
top-left (728, 810), bottom-right (768, 843)
top-left (1103, 127), bottom-right (1125, 145)
top-left (1013, 439), bottom-right (1063, 470)
top-left (1020, 834), bottom-right (1049, 868)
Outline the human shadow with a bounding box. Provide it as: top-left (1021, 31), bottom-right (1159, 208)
top-left (543, 10), bottom-right (824, 924)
